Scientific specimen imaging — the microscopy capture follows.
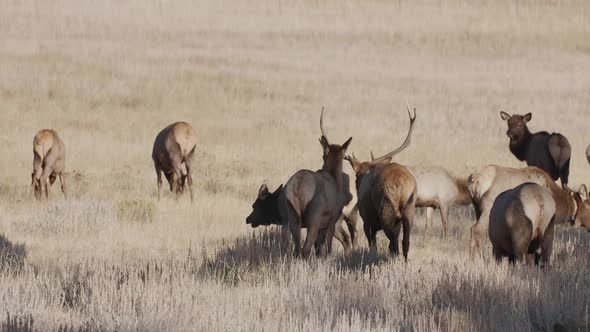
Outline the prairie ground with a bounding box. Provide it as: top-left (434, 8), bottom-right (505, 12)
top-left (0, 0), bottom-right (589, 331)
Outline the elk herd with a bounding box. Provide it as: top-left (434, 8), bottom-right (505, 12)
top-left (30, 107), bottom-right (590, 267)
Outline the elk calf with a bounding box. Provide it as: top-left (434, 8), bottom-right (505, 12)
top-left (152, 122), bottom-right (197, 201)
top-left (489, 183), bottom-right (556, 267)
top-left (31, 129), bottom-right (66, 200)
top-left (500, 112), bottom-right (571, 188)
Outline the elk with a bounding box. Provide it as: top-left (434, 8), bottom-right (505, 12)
top-left (368, 152), bottom-right (473, 238)
top-left (280, 108), bottom-right (352, 258)
top-left (489, 183), bottom-right (556, 267)
top-left (500, 111), bottom-right (571, 188)
top-left (246, 182), bottom-right (358, 254)
top-left (31, 129), bottom-right (67, 200)
top-left (345, 103), bottom-right (417, 261)
top-left (152, 122), bottom-right (197, 201)
top-left (467, 165), bottom-right (589, 259)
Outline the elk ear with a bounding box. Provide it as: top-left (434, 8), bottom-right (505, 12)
top-left (500, 111), bottom-right (511, 121)
top-left (523, 113), bottom-right (532, 122)
top-left (579, 184), bottom-right (588, 201)
top-left (258, 184), bottom-right (269, 199)
top-left (273, 184), bottom-right (284, 195)
top-left (340, 137), bottom-right (352, 154)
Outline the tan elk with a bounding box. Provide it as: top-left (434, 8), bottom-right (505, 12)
top-left (489, 183), bottom-right (556, 267)
top-left (31, 129), bottom-right (67, 200)
top-left (152, 122), bottom-right (197, 201)
top-left (468, 165), bottom-right (590, 259)
top-left (280, 108), bottom-right (352, 258)
top-left (346, 103), bottom-right (417, 261)
top-left (368, 151), bottom-right (473, 238)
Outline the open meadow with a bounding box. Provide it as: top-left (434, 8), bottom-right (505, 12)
top-left (0, 0), bottom-right (590, 330)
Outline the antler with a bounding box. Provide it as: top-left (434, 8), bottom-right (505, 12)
top-left (371, 99), bottom-right (417, 163)
top-left (320, 106), bottom-right (329, 144)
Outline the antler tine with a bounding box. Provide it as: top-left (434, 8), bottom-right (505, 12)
top-left (372, 100), bottom-right (417, 163)
top-left (320, 106), bottom-right (328, 143)
top-left (370, 150), bottom-right (375, 161)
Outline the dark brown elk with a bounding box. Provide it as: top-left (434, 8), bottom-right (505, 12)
top-left (468, 165), bottom-right (589, 259)
top-left (346, 104), bottom-right (417, 261)
top-left (500, 111), bottom-right (571, 188)
top-left (245, 182), bottom-right (357, 253)
top-left (31, 129), bottom-right (67, 200)
top-left (280, 108), bottom-right (352, 258)
top-left (152, 122), bottom-right (197, 201)
top-left (489, 183), bottom-right (556, 267)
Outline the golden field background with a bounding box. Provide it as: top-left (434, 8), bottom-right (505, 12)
top-left (0, 0), bottom-right (589, 330)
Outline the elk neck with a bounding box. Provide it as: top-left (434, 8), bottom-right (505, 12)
top-left (549, 184), bottom-right (576, 223)
top-left (509, 128), bottom-right (532, 161)
top-left (323, 162), bottom-right (344, 193)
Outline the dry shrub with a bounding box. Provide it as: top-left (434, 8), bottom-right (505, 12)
top-left (115, 199), bottom-right (156, 224)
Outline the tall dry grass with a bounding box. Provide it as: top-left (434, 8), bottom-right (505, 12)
top-left (0, 0), bottom-right (589, 330)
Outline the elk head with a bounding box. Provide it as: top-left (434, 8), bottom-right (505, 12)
top-left (500, 111), bottom-right (532, 143)
top-left (319, 107), bottom-right (352, 174)
top-left (570, 184), bottom-right (590, 232)
top-left (246, 184), bottom-right (284, 228)
top-left (345, 100), bottom-right (417, 190)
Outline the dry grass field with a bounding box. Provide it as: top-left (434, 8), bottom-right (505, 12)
top-left (0, 0), bottom-right (590, 330)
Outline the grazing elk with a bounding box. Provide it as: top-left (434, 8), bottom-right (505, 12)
top-left (246, 182), bottom-right (358, 254)
top-left (489, 183), bottom-right (556, 267)
top-left (500, 111), bottom-right (571, 188)
top-left (152, 122), bottom-right (197, 201)
top-left (280, 108), bottom-right (352, 258)
top-left (346, 103), bottom-right (417, 261)
top-left (468, 165), bottom-right (589, 259)
top-left (31, 129), bottom-right (67, 200)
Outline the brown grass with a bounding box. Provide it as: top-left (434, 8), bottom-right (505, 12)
top-left (0, 0), bottom-right (589, 330)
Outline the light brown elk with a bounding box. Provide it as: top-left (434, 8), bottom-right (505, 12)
top-left (346, 103), bottom-right (417, 261)
top-left (152, 122), bottom-right (197, 201)
top-left (468, 165), bottom-right (590, 259)
top-left (281, 108), bottom-right (352, 258)
top-left (31, 129), bottom-right (67, 200)
top-left (489, 183), bottom-right (556, 267)
top-left (368, 152), bottom-right (473, 238)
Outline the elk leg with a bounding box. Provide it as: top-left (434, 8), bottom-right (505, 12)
top-left (172, 167), bottom-right (183, 200)
top-left (154, 162), bottom-right (163, 201)
top-left (314, 229), bottom-right (327, 256)
top-left (364, 223), bottom-right (377, 251)
top-left (492, 245), bottom-right (505, 263)
top-left (538, 218), bottom-right (556, 269)
top-left (440, 204), bottom-right (449, 238)
top-left (59, 174), bottom-right (67, 200)
top-left (383, 225), bottom-right (401, 257)
top-left (280, 224), bottom-right (291, 255)
top-left (286, 204), bottom-right (302, 257)
top-left (334, 217), bottom-right (352, 254)
top-left (302, 223), bottom-right (320, 259)
top-left (402, 215), bottom-right (413, 263)
top-left (32, 155), bottom-right (43, 199)
top-left (344, 204), bottom-right (359, 250)
top-left (40, 166), bottom-right (53, 200)
top-left (185, 148), bottom-right (196, 202)
top-left (425, 207), bottom-right (433, 231)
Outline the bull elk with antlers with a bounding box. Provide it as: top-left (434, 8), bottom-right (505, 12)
top-left (346, 102), bottom-right (417, 261)
top-left (280, 108), bottom-right (352, 258)
top-left (31, 129), bottom-right (67, 200)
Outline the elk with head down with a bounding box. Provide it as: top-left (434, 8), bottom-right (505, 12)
top-left (31, 129), bottom-right (67, 200)
top-left (345, 102), bottom-right (417, 261)
top-left (468, 165), bottom-right (590, 259)
top-left (245, 181), bottom-right (358, 254)
top-left (280, 108), bottom-right (352, 258)
top-left (152, 122), bottom-right (197, 201)
top-left (500, 111), bottom-right (571, 188)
